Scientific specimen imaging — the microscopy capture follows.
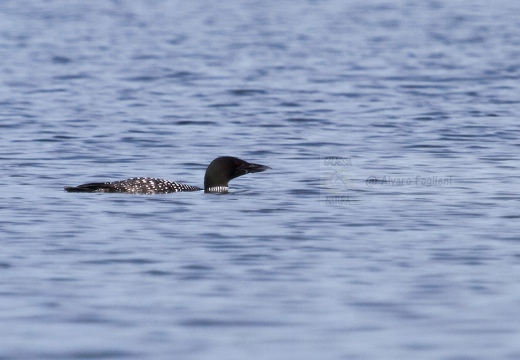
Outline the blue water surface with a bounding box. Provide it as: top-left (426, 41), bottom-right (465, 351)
top-left (1, 1), bottom-right (520, 359)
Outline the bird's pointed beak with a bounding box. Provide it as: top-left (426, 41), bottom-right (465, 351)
top-left (246, 162), bottom-right (271, 173)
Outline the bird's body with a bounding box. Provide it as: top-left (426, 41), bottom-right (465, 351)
top-left (64, 156), bottom-right (270, 194)
top-left (65, 177), bottom-right (202, 194)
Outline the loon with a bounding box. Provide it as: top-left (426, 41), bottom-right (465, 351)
top-left (64, 156), bottom-right (271, 194)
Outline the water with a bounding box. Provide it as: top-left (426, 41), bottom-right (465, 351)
top-left (2, 0), bottom-right (520, 359)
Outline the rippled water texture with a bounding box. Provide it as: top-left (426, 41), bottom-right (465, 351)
top-left (1, 1), bottom-right (520, 359)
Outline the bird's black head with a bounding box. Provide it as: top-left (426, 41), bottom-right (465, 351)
top-left (204, 156), bottom-right (271, 192)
